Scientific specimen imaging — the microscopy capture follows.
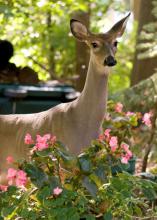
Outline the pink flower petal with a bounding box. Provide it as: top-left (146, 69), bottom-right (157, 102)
top-left (6, 156), bottom-right (14, 164)
top-left (0, 185), bottom-right (8, 192)
top-left (51, 136), bottom-right (57, 145)
top-left (109, 136), bottom-right (118, 148)
top-left (114, 102), bottom-right (123, 113)
top-left (104, 129), bottom-right (111, 139)
top-left (36, 142), bottom-right (49, 151)
top-left (53, 187), bottom-right (63, 196)
top-left (16, 170), bottom-right (27, 187)
top-left (7, 168), bottom-right (17, 179)
top-left (126, 111), bottom-right (135, 116)
top-left (142, 112), bottom-right (152, 127)
top-left (121, 156), bottom-right (129, 164)
top-left (111, 145), bottom-right (118, 152)
top-left (121, 142), bottom-right (129, 152)
top-left (24, 133), bottom-right (34, 145)
top-left (98, 134), bottom-right (104, 141)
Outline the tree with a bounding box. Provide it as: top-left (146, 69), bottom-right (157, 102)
top-left (131, 0), bottom-right (157, 85)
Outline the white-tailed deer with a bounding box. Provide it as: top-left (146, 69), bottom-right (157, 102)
top-left (0, 13), bottom-right (130, 184)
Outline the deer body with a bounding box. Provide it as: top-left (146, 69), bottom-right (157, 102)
top-left (0, 13), bottom-right (130, 184)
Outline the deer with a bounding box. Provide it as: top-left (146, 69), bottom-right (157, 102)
top-left (0, 13), bottom-right (130, 184)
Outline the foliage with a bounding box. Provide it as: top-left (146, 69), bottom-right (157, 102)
top-left (112, 71), bottom-right (157, 160)
top-left (137, 0), bottom-right (157, 60)
top-left (0, 0), bottom-right (135, 93)
top-left (0, 101), bottom-right (157, 219)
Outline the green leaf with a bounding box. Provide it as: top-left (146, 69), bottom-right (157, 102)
top-left (94, 165), bottom-right (107, 182)
top-left (103, 211), bottom-right (112, 220)
top-left (56, 149), bottom-right (77, 167)
top-left (78, 154), bottom-right (92, 173)
top-left (24, 163), bottom-right (48, 188)
top-left (112, 117), bottom-right (128, 128)
top-left (67, 207), bottom-right (80, 220)
top-left (82, 176), bottom-right (98, 197)
top-left (90, 174), bottom-right (102, 187)
top-left (83, 215), bottom-right (96, 220)
top-left (37, 186), bottom-right (51, 202)
top-left (1, 206), bottom-right (16, 217)
top-left (49, 176), bottom-right (60, 190)
top-left (142, 186), bottom-right (157, 201)
top-left (134, 205), bottom-right (142, 217)
top-left (35, 148), bottom-right (52, 157)
top-left (129, 115), bottom-right (138, 126)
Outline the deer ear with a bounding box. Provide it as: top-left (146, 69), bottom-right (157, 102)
top-left (70, 19), bottom-right (88, 41)
top-left (108, 13), bottom-right (131, 38)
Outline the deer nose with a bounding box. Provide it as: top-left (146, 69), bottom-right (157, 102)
top-left (104, 56), bottom-right (117, 66)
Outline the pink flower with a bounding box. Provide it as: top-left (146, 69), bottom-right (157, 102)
top-left (24, 133), bottom-right (34, 145)
top-left (98, 134), bottom-right (104, 141)
top-left (6, 156), bottom-right (14, 164)
top-left (121, 156), bottom-right (129, 164)
top-left (111, 145), bottom-right (118, 152)
top-left (109, 136), bottom-right (118, 152)
top-left (104, 113), bottom-right (111, 121)
top-left (36, 134), bottom-right (51, 143)
top-left (35, 142), bottom-right (49, 151)
top-left (51, 136), bottom-right (57, 145)
top-left (121, 142), bottom-right (133, 160)
top-left (53, 187), bottom-right (63, 196)
top-left (109, 136), bottom-right (118, 147)
top-left (7, 168), bottom-right (27, 188)
top-left (114, 102), bottom-right (123, 113)
top-left (15, 170), bottom-right (27, 187)
top-left (126, 150), bottom-right (133, 158)
top-left (7, 168), bottom-right (17, 179)
top-left (104, 129), bottom-right (111, 139)
top-left (121, 142), bottom-right (129, 152)
top-left (0, 185), bottom-right (8, 192)
top-left (35, 134), bottom-right (51, 151)
top-left (126, 111), bottom-right (134, 116)
top-left (142, 112), bottom-right (152, 127)
top-left (7, 168), bottom-right (17, 185)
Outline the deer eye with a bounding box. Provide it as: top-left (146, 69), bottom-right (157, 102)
top-left (113, 41), bottom-right (118, 47)
top-left (91, 42), bottom-right (98, 48)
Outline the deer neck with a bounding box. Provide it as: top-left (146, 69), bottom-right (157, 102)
top-left (76, 56), bottom-right (110, 123)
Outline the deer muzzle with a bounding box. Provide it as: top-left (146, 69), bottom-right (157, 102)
top-left (104, 56), bottom-right (117, 67)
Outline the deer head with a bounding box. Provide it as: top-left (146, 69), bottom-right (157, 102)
top-left (70, 13), bottom-right (130, 69)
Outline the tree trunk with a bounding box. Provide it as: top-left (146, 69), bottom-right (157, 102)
top-left (72, 11), bottom-right (90, 92)
top-left (132, 0), bottom-right (141, 21)
top-left (131, 0), bottom-right (157, 86)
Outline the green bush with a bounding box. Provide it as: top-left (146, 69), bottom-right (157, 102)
top-left (0, 101), bottom-right (157, 220)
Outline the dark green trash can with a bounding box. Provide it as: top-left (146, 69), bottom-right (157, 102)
top-left (0, 83), bottom-right (79, 114)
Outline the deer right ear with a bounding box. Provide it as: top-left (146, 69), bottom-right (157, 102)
top-left (107, 13), bottom-right (131, 39)
top-left (70, 19), bottom-right (88, 41)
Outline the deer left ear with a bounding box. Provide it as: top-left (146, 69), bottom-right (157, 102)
top-left (70, 19), bottom-right (89, 41)
top-left (108, 12), bottom-right (131, 38)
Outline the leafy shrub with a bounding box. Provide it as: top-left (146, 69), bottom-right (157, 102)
top-left (0, 102), bottom-right (157, 220)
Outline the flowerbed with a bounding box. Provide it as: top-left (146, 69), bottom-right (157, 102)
top-left (0, 101), bottom-right (157, 220)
